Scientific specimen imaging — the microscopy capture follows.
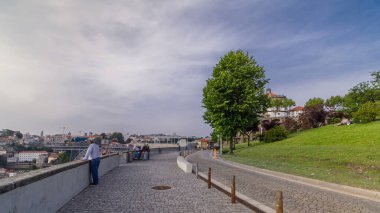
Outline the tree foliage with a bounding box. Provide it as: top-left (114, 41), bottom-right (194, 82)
top-left (270, 98), bottom-right (295, 117)
top-left (100, 133), bottom-right (107, 139)
top-left (352, 101), bottom-right (380, 123)
top-left (15, 132), bottom-right (23, 139)
top-left (210, 131), bottom-right (219, 143)
top-left (371, 70), bottom-right (380, 87)
top-left (263, 126), bottom-right (288, 143)
top-left (1, 129), bottom-right (15, 137)
top-left (0, 155), bottom-right (7, 167)
top-left (241, 124), bottom-right (258, 143)
top-left (299, 104), bottom-right (327, 129)
top-left (282, 117), bottom-right (300, 133)
top-left (261, 119), bottom-right (280, 131)
top-left (125, 138), bottom-right (132, 144)
top-left (202, 50), bottom-right (270, 153)
top-left (58, 152), bottom-right (69, 164)
top-left (324, 95), bottom-right (344, 123)
top-left (325, 95), bottom-right (343, 111)
top-left (93, 136), bottom-right (101, 145)
top-left (305, 97), bottom-right (324, 107)
top-left (343, 71), bottom-right (380, 116)
top-left (111, 132), bottom-right (125, 143)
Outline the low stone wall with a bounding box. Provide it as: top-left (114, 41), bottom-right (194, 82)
top-left (0, 153), bottom-right (119, 213)
top-left (177, 156), bottom-right (192, 174)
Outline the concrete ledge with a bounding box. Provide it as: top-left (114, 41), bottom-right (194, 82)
top-left (0, 153), bottom-right (117, 194)
top-left (0, 153), bottom-right (119, 213)
top-left (197, 172), bottom-right (275, 213)
top-left (177, 156), bottom-right (192, 173)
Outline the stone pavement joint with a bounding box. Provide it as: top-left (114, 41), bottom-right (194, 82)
top-left (58, 152), bottom-right (251, 213)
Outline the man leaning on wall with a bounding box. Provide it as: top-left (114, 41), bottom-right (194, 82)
top-left (82, 140), bottom-right (101, 185)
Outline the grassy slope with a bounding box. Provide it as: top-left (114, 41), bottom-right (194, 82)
top-left (222, 121), bottom-right (380, 190)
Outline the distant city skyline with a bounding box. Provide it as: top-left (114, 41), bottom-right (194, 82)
top-left (1, 1), bottom-right (380, 136)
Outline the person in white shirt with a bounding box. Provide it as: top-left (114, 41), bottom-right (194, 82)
top-left (82, 140), bottom-right (101, 185)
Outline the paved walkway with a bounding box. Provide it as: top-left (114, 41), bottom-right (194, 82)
top-left (187, 151), bottom-right (380, 213)
top-left (58, 152), bottom-right (250, 213)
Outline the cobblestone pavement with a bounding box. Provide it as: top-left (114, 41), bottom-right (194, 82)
top-left (187, 151), bottom-right (380, 213)
top-left (58, 152), bottom-right (251, 213)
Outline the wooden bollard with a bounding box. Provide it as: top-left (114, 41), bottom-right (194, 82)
top-left (196, 163), bottom-right (198, 179)
top-left (231, 175), bottom-right (236, 203)
top-left (208, 167), bottom-right (211, 189)
top-left (276, 190), bottom-right (283, 213)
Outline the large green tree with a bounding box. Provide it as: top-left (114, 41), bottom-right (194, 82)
top-left (202, 50), bottom-right (269, 153)
top-left (111, 132), bottom-right (125, 143)
top-left (352, 101), bottom-right (380, 123)
top-left (343, 71), bottom-right (380, 116)
top-left (325, 95), bottom-right (343, 112)
top-left (305, 97), bottom-right (324, 107)
top-left (15, 132), bottom-right (23, 139)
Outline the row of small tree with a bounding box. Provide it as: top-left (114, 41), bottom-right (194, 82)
top-left (202, 50), bottom-right (380, 153)
top-left (92, 132), bottom-right (126, 144)
top-left (1, 129), bottom-right (23, 139)
top-left (300, 70), bottom-right (380, 128)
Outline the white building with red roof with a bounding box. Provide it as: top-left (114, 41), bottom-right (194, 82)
top-left (289, 106), bottom-right (304, 118)
top-left (264, 88), bottom-right (289, 118)
top-left (263, 88), bottom-right (304, 120)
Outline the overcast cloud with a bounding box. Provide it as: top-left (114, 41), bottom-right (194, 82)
top-left (1, 1), bottom-right (379, 136)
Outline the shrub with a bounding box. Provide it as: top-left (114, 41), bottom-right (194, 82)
top-left (261, 120), bottom-right (279, 131)
top-left (263, 126), bottom-right (288, 143)
top-left (353, 101), bottom-right (380, 123)
top-left (328, 117), bottom-right (341, 124)
top-left (283, 117), bottom-right (300, 133)
top-left (299, 104), bottom-right (327, 129)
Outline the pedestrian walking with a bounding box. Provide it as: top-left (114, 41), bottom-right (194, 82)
top-left (142, 143), bottom-right (150, 160)
top-left (133, 145), bottom-right (141, 159)
top-left (146, 143), bottom-right (150, 160)
top-left (83, 140), bottom-right (101, 185)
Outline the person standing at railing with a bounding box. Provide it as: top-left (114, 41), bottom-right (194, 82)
top-left (82, 140), bottom-right (101, 185)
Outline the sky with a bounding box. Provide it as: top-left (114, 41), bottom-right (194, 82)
top-left (1, 0), bottom-right (380, 136)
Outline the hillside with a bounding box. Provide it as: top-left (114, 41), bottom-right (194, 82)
top-left (222, 121), bottom-right (380, 190)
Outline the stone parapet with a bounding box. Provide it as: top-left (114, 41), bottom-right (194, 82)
top-left (0, 153), bottom-right (119, 213)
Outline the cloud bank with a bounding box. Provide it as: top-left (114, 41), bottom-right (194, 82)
top-left (0, 1), bottom-right (379, 136)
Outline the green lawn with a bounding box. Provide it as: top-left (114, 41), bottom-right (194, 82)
top-left (222, 121), bottom-right (380, 190)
